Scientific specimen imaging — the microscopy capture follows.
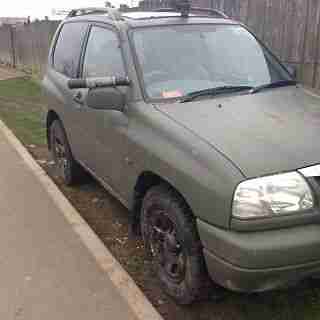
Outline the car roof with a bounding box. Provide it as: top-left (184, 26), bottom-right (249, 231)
top-left (122, 11), bottom-right (196, 19)
top-left (65, 10), bottom-right (238, 28)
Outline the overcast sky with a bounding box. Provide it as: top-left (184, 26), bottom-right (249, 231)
top-left (2, 0), bottom-right (133, 20)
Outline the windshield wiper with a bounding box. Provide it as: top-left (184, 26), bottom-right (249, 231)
top-left (250, 80), bottom-right (297, 94)
top-left (180, 85), bottom-right (254, 103)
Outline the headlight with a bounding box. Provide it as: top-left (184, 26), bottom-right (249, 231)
top-left (232, 172), bottom-right (314, 219)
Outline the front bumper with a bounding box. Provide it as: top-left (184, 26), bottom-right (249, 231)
top-left (203, 248), bottom-right (320, 292)
top-left (197, 219), bottom-right (320, 292)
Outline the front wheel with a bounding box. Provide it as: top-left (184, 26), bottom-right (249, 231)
top-left (141, 185), bottom-right (209, 304)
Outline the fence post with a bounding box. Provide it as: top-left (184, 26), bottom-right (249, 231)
top-left (9, 26), bottom-right (16, 68)
top-left (312, 6), bottom-right (320, 88)
top-left (246, 0), bottom-right (250, 24)
top-left (300, 0), bottom-right (310, 85)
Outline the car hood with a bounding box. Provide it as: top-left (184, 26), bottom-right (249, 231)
top-left (156, 86), bottom-right (320, 178)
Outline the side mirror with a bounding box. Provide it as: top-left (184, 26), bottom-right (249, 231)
top-left (87, 87), bottom-right (125, 111)
top-left (67, 76), bottom-right (130, 111)
top-left (68, 76), bottom-right (130, 89)
top-left (285, 64), bottom-right (298, 79)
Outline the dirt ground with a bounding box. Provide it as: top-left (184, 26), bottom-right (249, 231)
top-left (0, 65), bottom-right (25, 81)
top-left (27, 146), bottom-right (320, 320)
top-left (29, 147), bottom-right (224, 320)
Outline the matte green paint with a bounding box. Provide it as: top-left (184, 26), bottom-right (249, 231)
top-left (42, 13), bottom-right (320, 293)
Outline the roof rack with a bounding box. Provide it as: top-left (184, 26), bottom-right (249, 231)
top-left (67, 7), bottom-right (122, 21)
top-left (153, 7), bottom-right (228, 19)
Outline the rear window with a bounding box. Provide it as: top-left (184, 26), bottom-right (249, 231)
top-left (53, 22), bottom-right (88, 78)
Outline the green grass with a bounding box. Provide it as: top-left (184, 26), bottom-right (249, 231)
top-left (0, 78), bottom-right (46, 146)
top-left (0, 77), bottom-right (42, 100)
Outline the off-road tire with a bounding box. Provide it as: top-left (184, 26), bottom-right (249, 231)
top-left (141, 184), bottom-right (209, 305)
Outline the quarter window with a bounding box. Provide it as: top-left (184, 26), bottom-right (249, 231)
top-left (53, 22), bottom-right (88, 78)
top-left (83, 26), bottom-right (125, 78)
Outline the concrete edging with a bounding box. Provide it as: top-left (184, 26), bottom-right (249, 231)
top-left (0, 119), bottom-right (163, 320)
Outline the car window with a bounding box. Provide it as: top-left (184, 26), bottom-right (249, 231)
top-left (83, 26), bottom-right (125, 78)
top-left (53, 22), bottom-right (88, 78)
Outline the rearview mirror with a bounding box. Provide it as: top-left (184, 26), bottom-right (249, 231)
top-left (285, 64), bottom-right (298, 79)
top-left (87, 87), bottom-right (125, 111)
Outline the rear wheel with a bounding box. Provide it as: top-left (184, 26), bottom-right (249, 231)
top-left (141, 184), bottom-right (209, 304)
top-left (50, 120), bottom-right (83, 185)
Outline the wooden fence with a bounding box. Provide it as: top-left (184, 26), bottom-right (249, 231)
top-left (141, 0), bottom-right (320, 89)
top-left (0, 21), bottom-right (60, 75)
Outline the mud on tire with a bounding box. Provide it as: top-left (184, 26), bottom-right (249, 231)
top-left (141, 184), bottom-right (209, 305)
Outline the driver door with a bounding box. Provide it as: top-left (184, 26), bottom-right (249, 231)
top-left (79, 24), bottom-right (129, 195)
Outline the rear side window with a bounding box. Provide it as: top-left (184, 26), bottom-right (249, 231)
top-left (53, 22), bottom-right (88, 78)
top-left (83, 26), bottom-right (125, 78)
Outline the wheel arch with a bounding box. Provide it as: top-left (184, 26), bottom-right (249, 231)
top-left (131, 170), bottom-right (194, 234)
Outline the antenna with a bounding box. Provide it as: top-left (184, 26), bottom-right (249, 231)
top-left (154, 4), bottom-right (228, 19)
top-left (170, 0), bottom-right (191, 17)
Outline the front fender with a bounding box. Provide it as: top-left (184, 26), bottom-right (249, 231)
top-left (125, 103), bottom-right (244, 228)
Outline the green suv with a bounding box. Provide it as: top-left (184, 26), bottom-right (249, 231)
top-left (42, 6), bottom-right (320, 305)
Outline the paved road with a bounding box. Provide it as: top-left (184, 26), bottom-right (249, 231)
top-left (0, 127), bottom-right (137, 319)
top-left (0, 67), bottom-right (24, 80)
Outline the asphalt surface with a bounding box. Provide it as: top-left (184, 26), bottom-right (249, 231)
top-left (0, 125), bottom-right (137, 319)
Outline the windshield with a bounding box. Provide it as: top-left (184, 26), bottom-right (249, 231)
top-left (132, 24), bottom-right (291, 100)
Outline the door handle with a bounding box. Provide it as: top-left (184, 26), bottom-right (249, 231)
top-left (73, 91), bottom-right (84, 106)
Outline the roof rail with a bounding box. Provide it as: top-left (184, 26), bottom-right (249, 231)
top-left (67, 7), bottom-right (122, 21)
top-left (153, 7), bottom-right (228, 19)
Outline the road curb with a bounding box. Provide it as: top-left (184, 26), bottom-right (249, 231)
top-left (0, 119), bottom-right (163, 320)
